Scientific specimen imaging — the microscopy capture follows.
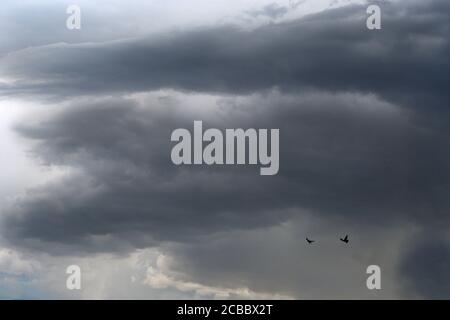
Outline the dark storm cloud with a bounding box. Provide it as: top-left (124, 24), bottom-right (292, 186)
top-left (1, 0), bottom-right (448, 111)
top-left (1, 0), bottom-right (449, 298)
top-left (400, 234), bottom-right (450, 299)
top-left (162, 219), bottom-right (405, 299)
top-left (3, 91), bottom-right (450, 254)
top-left (3, 96), bottom-right (292, 252)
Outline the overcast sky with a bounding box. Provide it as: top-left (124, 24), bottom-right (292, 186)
top-left (0, 0), bottom-right (449, 299)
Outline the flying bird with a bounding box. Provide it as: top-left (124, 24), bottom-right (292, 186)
top-left (306, 238), bottom-right (315, 244)
top-left (340, 235), bottom-right (349, 243)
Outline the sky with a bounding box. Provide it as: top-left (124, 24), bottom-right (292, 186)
top-left (0, 0), bottom-right (449, 299)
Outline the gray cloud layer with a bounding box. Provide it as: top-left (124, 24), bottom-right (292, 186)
top-left (1, 1), bottom-right (448, 108)
top-left (1, 0), bottom-right (449, 298)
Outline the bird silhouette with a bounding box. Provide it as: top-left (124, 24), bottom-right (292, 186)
top-left (340, 235), bottom-right (349, 243)
top-left (306, 237), bottom-right (315, 244)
